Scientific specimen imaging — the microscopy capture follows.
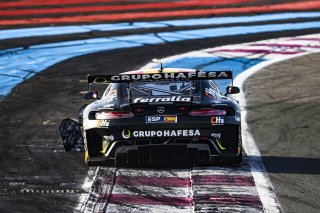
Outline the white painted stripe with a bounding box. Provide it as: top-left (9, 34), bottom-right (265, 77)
top-left (107, 203), bottom-right (193, 213)
top-left (195, 205), bottom-right (262, 213)
top-left (80, 167), bottom-right (116, 213)
top-left (191, 166), bottom-right (252, 176)
top-left (192, 185), bottom-right (258, 196)
top-left (112, 185), bottom-right (190, 197)
top-left (117, 168), bottom-right (190, 178)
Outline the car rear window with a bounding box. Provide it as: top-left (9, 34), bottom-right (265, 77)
top-left (122, 81), bottom-right (200, 97)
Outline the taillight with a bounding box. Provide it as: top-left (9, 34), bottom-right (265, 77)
top-left (189, 108), bottom-right (227, 116)
top-left (95, 111), bottom-right (134, 119)
top-left (134, 108), bottom-right (144, 113)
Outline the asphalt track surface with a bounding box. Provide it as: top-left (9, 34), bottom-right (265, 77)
top-left (0, 0), bottom-right (320, 212)
top-left (244, 53), bottom-right (320, 213)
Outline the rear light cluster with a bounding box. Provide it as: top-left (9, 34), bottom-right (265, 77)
top-left (189, 108), bottom-right (227, 116)
top-left (95, 111), bottom-right (134, 119)
top-left (134, 108), bottom-right (144, 113)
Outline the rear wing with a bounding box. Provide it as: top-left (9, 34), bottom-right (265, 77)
top-left (87, 70), bottom-right (232, 85)
top-left (86, 71), bottom-right (233, 102)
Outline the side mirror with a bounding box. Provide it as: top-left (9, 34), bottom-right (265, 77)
top-left (85, 91), bottom-right (99, 100)
top-left (226, 86), bottom-right (240, 94)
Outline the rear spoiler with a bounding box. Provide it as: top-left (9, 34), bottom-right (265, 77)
top-left (86, 71), bottom-right (233, 103)
top-left (87, 71), bottom-right (232, 85)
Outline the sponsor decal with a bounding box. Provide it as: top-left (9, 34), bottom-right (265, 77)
top-left (212, 100), bottom-right (222, 104)
top-left (235, 116), bottom-right (241, 122)
top-left (98, 103), bottom-right (114, 110)
top-left (127, 129), bottom-right (200, 138)
top-left (108, 71), bottom-right (231, 82)
top-left (98, 120), bottom-right (110, 127)
top-left (122, 129), bottom-right (131, 139)
top-left (215, 138), bottom-right (226, 150)
top-left (133, 96), bottom-right (191, 103)
top-left (211, 133), bottom-right (221, 139)
top-left (146, 116), bottom-right (177, 123)
top-left (106, 90), bottom-right (117, 102)
top-left (211, 116), bottom-right (224, 125)
top-left (205, 88), bottom-right (217, 98)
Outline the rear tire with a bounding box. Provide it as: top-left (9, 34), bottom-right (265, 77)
top-left (84, 130), bottom-right (104, 166)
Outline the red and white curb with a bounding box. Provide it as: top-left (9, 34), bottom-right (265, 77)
top-left (79, 34), bottom-right (320, 212)
top-left (81, 164), bottom-right (263, 213)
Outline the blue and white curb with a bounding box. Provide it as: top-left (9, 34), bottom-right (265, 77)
top-left (1, 12), bottom-right (320, 41)
top-left (1, 20), bottom-right (320, 98)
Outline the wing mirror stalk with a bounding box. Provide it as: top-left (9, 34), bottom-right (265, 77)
top-left (85, 91), bottom-right (100, 100)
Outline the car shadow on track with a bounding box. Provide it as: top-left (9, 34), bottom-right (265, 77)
top-left (248, 155), bottom-right (320, 174)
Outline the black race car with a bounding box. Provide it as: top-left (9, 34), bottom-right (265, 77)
top-left (59, 68), bottom-right (242, 166)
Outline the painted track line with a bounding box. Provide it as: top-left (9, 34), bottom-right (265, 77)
top-left (1, 12), bottom-right (320, 40)
top-left (0, 0), bottom-right (251, 17)
top-left (1, 0), bottom-right (320, 26)
top-left (0, 0), bottom-right (124, 9)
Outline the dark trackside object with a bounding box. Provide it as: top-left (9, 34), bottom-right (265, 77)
top-left (59, 118), bottom-right (84, 152)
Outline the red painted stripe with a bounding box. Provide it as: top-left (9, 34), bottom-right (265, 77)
top-left (103, 176), bottom-right (115, 185)
top-left (109, 194), bottom-right (193, 206)
top-left (0, 0), bottom-right (252, 17)
top-left (289, 38), bottom-right (320, 41)
top-left (0, 0), bottom-right (123, 9)
top-left (250, 43), bottom-right (320, 48)
top-left (213, 49), bottom-right (300, 55)
top-left (192, 175), bottom-right (255, 186)
top-left (114, 175), bottom-right (191, 187)
top-left (97, 193), bottom-right (109, 203)
top-left (1, 0), bottom-right (320, 26)
top-left (194, 194), bottom-right (261, 206)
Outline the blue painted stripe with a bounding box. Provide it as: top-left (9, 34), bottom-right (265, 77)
top-left (28, 21), bottom-right (320, 50)
top-left (157, 21), bottom-right (320, 42)
top-left (1, 20), bottom-right (320, 97)
top-left (1, 12), bottom-right (320, 40)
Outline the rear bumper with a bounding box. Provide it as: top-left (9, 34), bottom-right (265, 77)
top-left (115, 144), bottom-right (212, 166)
top-left (85, 124), bottom-right (242, 166)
